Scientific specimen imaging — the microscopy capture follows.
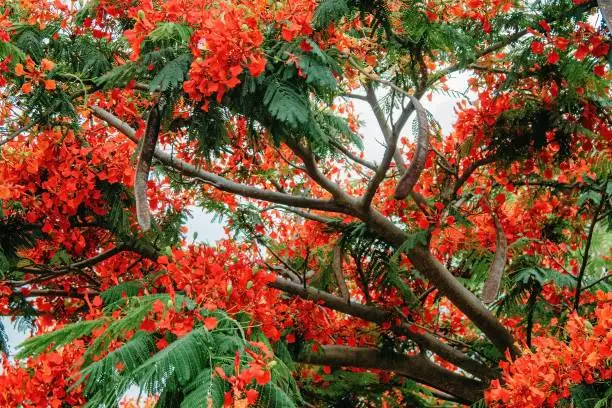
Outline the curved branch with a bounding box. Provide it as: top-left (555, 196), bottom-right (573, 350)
top-left (134, 103), bottom-right (161, 230)
top-left (599, 0), bottom-right (612, 32)
top-left (394, 95), bottom-right (429, 200)
top-left (362, 114), bottom-right (400, 208)
top-left (574, 192), bottom-right (607, 311)
top-left (283, 138), bottom-right (355, 208)
top-left (91, 106), bottom-right (345, 213)
top-left (481, 213), bottom-right (507, 304)
top-left (297, 345), bottom-right (485, 404)
top-left (332, 244), bottom-right (350, 302)
top-left (330, 140), bottom-right (377, 171)
top-left (452, 156), bottom-right (497, 198)
top-left (0, 121), bottom-right (37, 147)
top-left (269, 276), bottom-right (495, 380)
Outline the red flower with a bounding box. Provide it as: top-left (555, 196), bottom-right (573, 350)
top-left (531, 41), bottom-right (544, 55)
top-left (593, 65), bottom-right (606, 78)
top-left (547, 51), bottom-right (559, 64)
top-left (204, 317), bottom-right (218, 330)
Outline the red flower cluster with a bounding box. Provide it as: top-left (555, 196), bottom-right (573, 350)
top-left (0, 127), bottom-right (134, 257)
top-left (0, 343), bottom-right (86, 408)
top-left (183, 4), bottom-right (266, 104)
top-left (156, 241), bottom-right (279, 339)
top-left (486, 293), bottom-right (612, 407)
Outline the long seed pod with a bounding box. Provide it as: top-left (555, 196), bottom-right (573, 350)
top-left (598, 0), bottom-right (611, 33)
top-left (481, 213), bottom-right (507, 304)
top-left (394, 95), bottom-right (430, 200)
top-left (332, 244), bottom-right (350, 302)
top-left (134, 103), bottom-right (161, 231)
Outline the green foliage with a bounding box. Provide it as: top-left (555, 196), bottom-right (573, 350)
top-left (95, 62), bottom-right (144, 89)
top-left (0, 41), bottom-right (26, 63)
top-left (182, 103), bottom-right (230, 159)
top-left (100, 280), bottom-right (143, 306)
top-left (181, 368), bottom-right (228, 408)
top-left (18, 292), bottom-right (299, 408)
top-left (0, 216), bottom-right (41, 272)
top-left (256, 382), bottom-right (298, 408)
top-left (17, 318), bottom-right (107, 358)
top-left (304, 370), bottom-right (379, 400)
top-left (146, 23), bottom-right (193, 45)
top-left (149, 53), bottom-right (192, 92)
top-left (13, 27), bottom-right (44, 62)
top-left (313, 0), bottom-right (349, 29)
top-left (75, 38), bottom-right (112, 78)
top-left (565, 382), bottom-right (612, 408)
top-left (263, 79), bottom-right (310, 128)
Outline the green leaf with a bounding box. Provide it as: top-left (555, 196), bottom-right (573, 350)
top-left (95, 62), bottom-right (142, 89)
top-left (257, 382), bottom-right (298, 408)
top-left (147, 23), bottom-right (193, 45)
top-left (17, 318), bottom-right (107, 358)
top-left (313, 0), bottom-right (349, 30)
top-left (100, 280), bottom-right (143, 306)
top-left (14, 28), bottom-right (44, 62)
top-left (150, 53), bottom-right (192, 91)
top-left (263, 80), bottom-right (309, 128)
top-left (182, 369), bottom-right (227, 408)
top-left (0, 41), bottom-right (26, 63)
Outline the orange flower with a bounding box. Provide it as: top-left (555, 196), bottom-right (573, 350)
top-left (15, 63), bottom-right (25, 76)
top-left (40, 58), bottom-right (55, 71)
top-left (21, 82), bottom-right (32, 94)
top-left (44, 79), bottom-right (56, 90)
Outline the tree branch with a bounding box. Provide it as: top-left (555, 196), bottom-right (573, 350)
top-left (297, 345), bottom-right (485, 404)
top-left (91, 106), bottom-right (346, 213)
top-left (330, 140), bottom-right (377, 171)
top-left (283, 137), bottom-right (356, 209)
top-left (134, 102), bottom-right (162, 230)
top-left (269, 276), bottom-right (495, 380)
top-left (481, 212), bottom-right (507, 304)
top-left (574, 192), bottom-right (607, 311)
top-left (394, 95), bottom-right (429, 200)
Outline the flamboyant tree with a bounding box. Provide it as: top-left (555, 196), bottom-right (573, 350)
top-left (0, 0), bottom-right (610, 406)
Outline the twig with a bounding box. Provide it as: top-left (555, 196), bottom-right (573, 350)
top-left (574, 192), bottom-right (607, 311)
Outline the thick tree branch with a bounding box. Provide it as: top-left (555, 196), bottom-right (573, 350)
top-left (68, 246), bottom-right (125, 270)
top-left (394, 95), bottom-right (429, 200)
top-left (91, 106), bottom-right (346, 213)
top-left (481, 212), bottom-right (507, 304)
top-left (261, 205), bottom-right (347, 228)
top-left (360, 85), bottom-right (517, 356)
top-left (269, 276), bottom-right (495, 380)
top-left (134, 102), bottom-right (162, 230)
top-left (94, 103), bottom-right (517, 359)
top-left (297, 345), bottom-right (485, 404)
top-left (355, 208), bottom-right (519, 358)
top-left (21, 289), bottom-right (99, 298)
top-left (283, 138), bottom-right (356, 209)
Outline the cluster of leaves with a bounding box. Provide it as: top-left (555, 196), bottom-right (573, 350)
top-left (16, 290), bottom-right (302, 408)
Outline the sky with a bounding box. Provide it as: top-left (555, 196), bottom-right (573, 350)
top-left (2, 73), bottom-right (471, 356)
